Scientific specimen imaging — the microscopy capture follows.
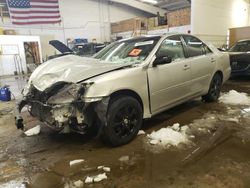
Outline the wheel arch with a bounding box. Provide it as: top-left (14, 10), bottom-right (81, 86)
top-left (214, 70), bottom-right (223, 82)
top-left (109, 89), bottom-right (144, 113)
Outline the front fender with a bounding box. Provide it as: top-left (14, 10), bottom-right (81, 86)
top-left (83, 67), bottom-right (151, 118)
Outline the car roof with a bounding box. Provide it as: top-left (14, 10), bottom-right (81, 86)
top-left (237, 39), bottom-right (250, 43)
top-left (117, 33), bottom-right (194, 43)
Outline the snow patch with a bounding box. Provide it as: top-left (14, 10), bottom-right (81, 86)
top-left (147, 123), bottom-right (189, 147)
top-left (137, 130), bottom-right (146, 135)
top-left (227, 118), bottom-right (239, 123)
top-left (69, 159), bottom-right (84, 166)
top-left (97, 166), bottom-right (111, 172)
top-left (219, 90), bottom-right (250, 105)
top-left (172, 123), bottom-right (180, 131)
top-left (97, 166), bottom-right (104, 170)
top-left (119, 155), bottom-right (129, 162)
top-left (103, 167), bottom-right (111, 172)
top-left (242, 107), bottom-right (250, 114)
top-left (73, 180), bottom-right (83, 187)
top-left (150, 139), bottom-right (159, 145)
top-left (85, 173), bottom-right (107, 184)
top-left (93, 173), bottom-right (107, 182)
top-left (24, 125), bottom-right (41, 136)
top-left (84, 176), bottom-right (93, 184)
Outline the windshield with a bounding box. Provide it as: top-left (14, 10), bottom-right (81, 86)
top-left (94, 36), bottom-right (161, 64)
top-left (229, 41), bottom-right (250, 52)
top-left (72, 44), bottom-right (94, 56)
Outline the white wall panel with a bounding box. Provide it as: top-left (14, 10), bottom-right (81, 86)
top-left (191, 0), bottom-right (250, 47)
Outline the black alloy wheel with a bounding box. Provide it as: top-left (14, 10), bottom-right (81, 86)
top-left (102, 96), bottom-right (142, 146)
top-left (202, 73), bottom-right (222, 102)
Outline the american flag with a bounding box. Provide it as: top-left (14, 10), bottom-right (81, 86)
top-left (7, 0), bottom-right (61, 25)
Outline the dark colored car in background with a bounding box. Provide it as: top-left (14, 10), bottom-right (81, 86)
top-left (228, 40), bottom-right (250, 76)
top-left (48, 40), bottom-right (107, 60)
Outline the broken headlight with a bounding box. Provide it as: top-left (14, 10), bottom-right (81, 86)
top-left (47, 83), bottom-right (84, 104)
top-left (81, 97), bottom-right (103, 103)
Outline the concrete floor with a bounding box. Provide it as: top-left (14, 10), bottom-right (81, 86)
top-left (0, 76), bottom-right (250, 188)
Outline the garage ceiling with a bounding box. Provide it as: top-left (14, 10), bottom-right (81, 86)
top-left (155, 0), bottom-right (191, 11)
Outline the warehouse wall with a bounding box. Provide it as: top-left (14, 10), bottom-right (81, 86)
top-left (0, 35), bottom-right (42, 76)
top-left (0, 0), bottom-right (151, 59)
top-left (191, 0), bottom-right (250, 47)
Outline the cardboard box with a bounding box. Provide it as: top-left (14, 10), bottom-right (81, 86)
top-left (4, 29), bottom-right (16, 35)
top-left (111, 17), bottom-right (147, 34)
top-left (167, 8), bottom-right (191, 27)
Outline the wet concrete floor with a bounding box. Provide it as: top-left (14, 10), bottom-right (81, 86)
top-left (1, 76), bottom-right (250, 188)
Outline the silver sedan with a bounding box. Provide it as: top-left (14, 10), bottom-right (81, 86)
top-left (15, 34), bottom-right (231, 146)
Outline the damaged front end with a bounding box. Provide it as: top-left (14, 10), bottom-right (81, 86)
top-left (15, 81), bottom-right (109, 135)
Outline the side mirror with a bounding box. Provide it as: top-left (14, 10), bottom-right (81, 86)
top-left (153, 56), bottom-right (172, 66)
top-left (218, 48), bottom-right (227, 52)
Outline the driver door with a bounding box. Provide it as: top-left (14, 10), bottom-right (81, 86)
top-left (147, 35), bottom-right (192, 114)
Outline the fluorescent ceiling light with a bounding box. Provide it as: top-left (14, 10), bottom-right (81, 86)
top-left (141, 0), bottom-right (158, 4)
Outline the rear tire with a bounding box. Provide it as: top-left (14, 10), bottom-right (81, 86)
top-left (102, 96), bottom-right (143, 146)
top-left (202, 73), bottom-right (222, 102)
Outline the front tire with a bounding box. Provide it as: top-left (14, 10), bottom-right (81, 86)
top-left (102, 96), bottom-right (143, 146)
top-left (202, 73), bottom-right (222, 102)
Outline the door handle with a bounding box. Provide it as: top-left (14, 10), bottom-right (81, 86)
top-left (211, 58), bottom-right (216, 63)
top-left (183, 64), bottom-right (190, 70)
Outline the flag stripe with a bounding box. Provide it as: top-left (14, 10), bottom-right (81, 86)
top-left (11, 15), bottom-right (60, 19)
top-left (11, 16), bottom-right (61, 21)
top-left (12, 20), bottom-right (61, 25)
top-left (7, 0), bottom-right (61, 25)
top-left (10, 10), bottom-right (60, 14)
top-left (11, 13), bottom-right (60, 17)
top-left (31, 0), bottom-right (59, 3)
top-left (30, 5), bottom-right (59, 8)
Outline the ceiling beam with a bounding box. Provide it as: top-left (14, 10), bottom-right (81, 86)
top-left (160, 1), bottom-right (190, 10)
top-left (109, 0), bottom-right (166, 15)
top-left (157, 0), bottom-right (191, 9)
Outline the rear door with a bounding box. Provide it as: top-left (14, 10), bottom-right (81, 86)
top-left (148, 35), bottom-right (192, 114)
top-left (181, 35), bottom-right (215, 95)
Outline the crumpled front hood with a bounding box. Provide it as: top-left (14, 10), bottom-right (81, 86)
top-left (29, 55), bottom-right (128, 91)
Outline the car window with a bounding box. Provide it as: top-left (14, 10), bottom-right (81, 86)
top-left (203, 44), bottom-right (213, 54)
top-left (182, 35), bottom-right (205, 57)
top-left (156, 35), bottom-right (185, 62)
top-left (94, 36), bottom-right (161, 64)
top-left (72, 44), bottom-right (93, 56)
top-left (229, 41), bottom-right (250, 52)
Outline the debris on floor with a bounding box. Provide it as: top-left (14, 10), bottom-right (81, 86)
top-left (137, 130), bottom-right (146, 135)
top-left (73, 180), bottom-right (84, 187)
top-left (69, 159), bottom-right (84, 166)
top-left (24, 125), bottom-right (41, 136)
top-left (147, 123), bottom-right (190, 147)
top-left (227, 117), bottom-right (240, 123)
top-left (242, 107), bottom-right (250, 114)
top-left (93, 173), bottom-right (108, 182)
top-left (97, 166), bottom-right (111, 172)
top-left (219, 90), bottom-right (250, 105)
top-left (85, 173), bottom-right (108, 184)
top-left (84, 176), bottom-right (93, 184)
top-left (149, 139), bottom-right (159, 145)
top-left (119, 155), bottom-right (129, 162)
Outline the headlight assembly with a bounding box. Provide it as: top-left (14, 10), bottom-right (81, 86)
top-left (47, 83), bottom-right (84, 104)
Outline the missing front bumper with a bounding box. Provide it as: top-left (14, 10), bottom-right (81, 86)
top-left (14, 97), bottom-right (109, 135)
